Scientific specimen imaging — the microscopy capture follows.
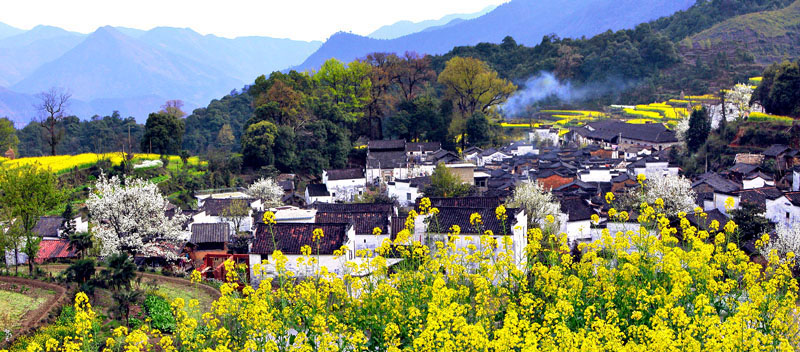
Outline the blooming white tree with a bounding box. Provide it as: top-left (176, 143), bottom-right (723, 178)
top-left (246, 177), bottom-right (284, 207)
top-left (725, 83), bottom-right (753, 120)
top-left (639, 174), bottom-right (697, 214)
top-left (507, 180), bottom-right (560, 228)
top-left (675, 116), bottom-right (690, 144)
top-left (761, 222), bottom-right (800, 267)
top-left (86, 174), bottom-right (188, 260)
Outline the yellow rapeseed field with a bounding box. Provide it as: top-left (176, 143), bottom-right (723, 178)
top-left (11, 187), bottom-right (800, 351)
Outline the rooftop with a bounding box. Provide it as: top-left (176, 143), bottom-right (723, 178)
top-left (252, 222), bottom-right (351, 255)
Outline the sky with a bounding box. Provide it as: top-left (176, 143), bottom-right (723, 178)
top-left (0, 0), bottom-right (510, 41)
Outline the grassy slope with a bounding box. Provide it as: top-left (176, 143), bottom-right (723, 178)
top-left (686, 0), bottom-right (800, 64)
top-left (0, 289), bottom-right (52, 330)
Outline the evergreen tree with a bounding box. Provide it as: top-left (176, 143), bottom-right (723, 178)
top-left (686, 107), bottom-right (710, 153)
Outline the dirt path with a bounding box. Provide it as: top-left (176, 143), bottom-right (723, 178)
top-left (0, 277), bottom-right (70, 345)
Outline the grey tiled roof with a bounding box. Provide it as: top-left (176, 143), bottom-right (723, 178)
top-left (190, 223), bottom-right (230, 244)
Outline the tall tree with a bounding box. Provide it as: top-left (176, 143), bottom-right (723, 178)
top-left (141, 112), bottom-right (185, 155)
top-left (0, 117), bottom-right (19, 155)
top-left (423, 163), bottom-right (472, 198)
top-left (752, 60), bottom-right (800, 117)
top-left (0, 164), bottom-right (65, 276)
top-left (160, 100), bottom-right (187, 119)
top-left (438, 57), bottom-right (515, 149)
top-left (438, 57), bottom-right (516, 118)
top-left (393, 52), bottom-right (436, 102)
top-left (241, 120), bottom-right (278, 167)
top-left (86, 174), bottom-right (188, 259)
top-left (36, 87), bottom-right (71, 156)
top-left (466, 112), bottom-right (491, 147)
top-left (686, 107), bottom-right (711, 153)
top-left (314, 59), bottom-right (372, 127)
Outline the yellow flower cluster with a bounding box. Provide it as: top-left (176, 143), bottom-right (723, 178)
top-left (0, 153), bottom-right (205, 174)
top-left (11, 198), bottom-right (800, 351)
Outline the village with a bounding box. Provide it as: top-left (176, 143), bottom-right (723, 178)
top-left (9, 113), bottom-right (799, 288)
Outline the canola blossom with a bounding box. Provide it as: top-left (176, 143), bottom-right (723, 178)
top-left (0, 153), bottom-right (204, 174)
top-left (8, 196), bottom-right (800, 352)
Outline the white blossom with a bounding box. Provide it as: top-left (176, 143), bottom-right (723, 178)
top-left (725, 83), bottom-right (753, 120)
top-left (640, 174), bottom-right (697, 214)
top-left (86, 174), bottom-right (188, 260)
top-left (675, 116), bottom-right (690, 143)
top-left (761, 222), bottom-right (800, 267)
top-left (507, 180), bottom-right (560, 228)
top-left (246, 177), bottom-right (284, 208)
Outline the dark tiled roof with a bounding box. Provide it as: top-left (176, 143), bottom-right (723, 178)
top-left (33, 216), bottom-right (64, 238)
top-left (692, 173), bottom-right (741, 194)
top-left (202, 198), bottom-right (255, 216)
top-left (326, 169), bottom-right (365, 181)
top-left (686, 209), bottom-right (729, 230)
top-left (560, 197), bottom-right (594, 222)
top-left (728, 163), bottom-right (760, 175)
top-left (406, 142), bottom-right (441, 153)
top-left (426, 150), bottom-right (460, 164)
top-left (391, 215), bottom-right (406, 239)
top-left (785, 192), bottom-right (800, 206)
top-left (368, 139), bottom-right (406, 151)
top-left (429, 207), bottom-right (520, 235)
top-left (251, 223), bottom-right (351, 255)
top-left (312, 203), bottom-right (394, 214)
top-left (35, 239), bottom-right (77, 262)
top-left (464, 147), bottom-right (483, 155)
top-left (190, 223), bottom-right (230, 244)
top-left (418, 197), bottom-right (504, 209)
top-left (736, 187), bottom-right (784, 211)
top-left (409, 176), bottom-right (431, 188)
top-left (306, 184), bottom-right (330, 197)
top-left (367, 151), bottom-right (408, 169)
top-left (763, 144), bottom-right (790, 157)
top-left (278, 180), bottom-right (295, 192)
top-left (743, 171), bottom-right (774, 181)
top-left (583, 120), bottom-right (677, 143)
top-left (315, 212), bottom-right (389, 235)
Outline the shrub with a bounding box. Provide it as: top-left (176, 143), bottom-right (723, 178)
top-left (143, 294), bottom-right (175, 333)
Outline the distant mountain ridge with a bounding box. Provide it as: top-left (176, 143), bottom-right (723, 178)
top-left (0, 23), bottom-right (321, 125)
top-left (367, 5), bottom-right (497, 39)
top-left (296, 0), bottom-right (695, 71)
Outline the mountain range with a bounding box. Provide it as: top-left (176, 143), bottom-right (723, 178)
top-left (0, 24), bottom-right (321, 126)
top-left (295, 0), bottom-right (696, 71)
top-left (367, 5), bottom-right (497, 39)
top-left (0, 0), bottom-right (704, 126)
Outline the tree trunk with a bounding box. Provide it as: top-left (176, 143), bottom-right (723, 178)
top-left (13, 246), bottom-right (18, 275)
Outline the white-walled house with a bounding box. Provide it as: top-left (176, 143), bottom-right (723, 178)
top-left (387, 177), bottom-right (431, 207)
top-left (192, 198), bottom-right (262, 232)
top-left (558, 197), bottom-right (595, 244)
top-left (627, 157), bottom-right (679, 178)
top-left (413, 207), bottom-right (528, 267)
top-left (793, 166), bottom-right (799, 192)
top-left (478, 148), bottom-right (513, 167)
top-left (305, 184), bottom-right (333, 205)
top-left (529, 127), bottom-right (560, 147)
top-left (315, 211), bottom-right (392, 252)
top-left (766, 193), bottom-right (800, 226)
top-left (577, 168), bottom-right (619, 183)
top-left (323, 169), bottom-right (367, 202)
top-left (743, 172), bottom-right (775, 190)
top-left (249, 223), bottom-right (355, 282)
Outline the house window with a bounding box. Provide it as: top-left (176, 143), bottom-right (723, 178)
top-left (788, 212), bottom-right (791, 220)
top-left (407, 193), bottom-right (412, 200)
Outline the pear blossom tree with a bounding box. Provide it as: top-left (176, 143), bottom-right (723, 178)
top-left (637, 174), bottom-right (697, 214)
top-left (246, 177), bottom-right (284, 208)
top-left (86, 174), bottom-right (188, 260)
top-left (761, 222), bottom-right (800, 268)
top-left (506, 180), bottom-right (560, 229)
top-left (725, 83), bottom-right (753, 120)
